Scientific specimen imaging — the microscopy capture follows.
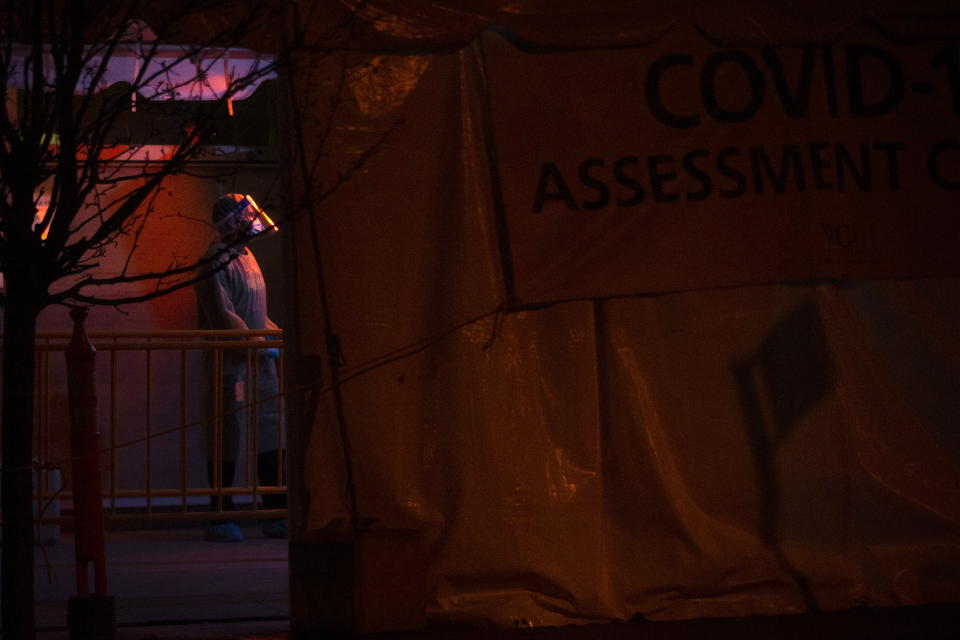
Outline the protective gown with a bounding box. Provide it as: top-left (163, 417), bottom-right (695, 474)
top-left (196, 242), bottom-right (282, 464)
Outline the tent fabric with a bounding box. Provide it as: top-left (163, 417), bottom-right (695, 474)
top-left (100, 1), bottom-right (960, 54)
top-left (287, 10), bottom-right (960, 628)
top-left (327, 0), bottom-right (960, 51)
top-left (297, 273), bottom-right (960, 625)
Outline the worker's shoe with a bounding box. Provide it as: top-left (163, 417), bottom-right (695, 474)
top-left (205, 520), bottom-right (244, 542)
top-left (262, 518), bottom-right (288, 539)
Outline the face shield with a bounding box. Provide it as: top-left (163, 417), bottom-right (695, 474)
top-left (215, 195), bottom-right (278, 241)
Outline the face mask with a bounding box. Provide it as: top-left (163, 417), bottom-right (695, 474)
top-left (217, 195), bottom-right (278, 240)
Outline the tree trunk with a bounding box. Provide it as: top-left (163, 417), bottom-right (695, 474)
top-left (2, 286), bottom-right (39, 639)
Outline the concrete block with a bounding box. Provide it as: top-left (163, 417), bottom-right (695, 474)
top-left (290, 528), bottom-right (425, 635)
top-left (68, 594), bottom-right (115, 640)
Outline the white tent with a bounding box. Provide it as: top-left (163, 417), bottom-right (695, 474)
top-left (285, 0), bottom-right (960, 627)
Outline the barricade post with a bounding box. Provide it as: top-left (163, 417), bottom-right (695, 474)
top-left (65, 307), bottom-right (115, 639)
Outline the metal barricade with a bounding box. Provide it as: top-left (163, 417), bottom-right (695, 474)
top-left (4, 329), bottom-right (286, 527)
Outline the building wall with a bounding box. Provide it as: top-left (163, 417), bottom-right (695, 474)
top-left (29, 163), bottom-right (287, 506)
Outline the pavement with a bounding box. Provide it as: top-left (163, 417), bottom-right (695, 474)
top-left (33, 524), bottom-right (289, 639)
top-left (26, 526), bottom-right (960, 640)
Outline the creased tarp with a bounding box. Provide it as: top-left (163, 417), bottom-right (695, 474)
top-left (287, 19), bottom-right (960, 629)
top-left (288, 47), bottom-right (503, 371)
top-left (138, 1), bottom-right (960, 54)
top-left (330, 0), bottom-right (960, 50)
top-left (288, 46), bottom-right (505, 518)
top-left (300, 280), bottom-right (960, 625)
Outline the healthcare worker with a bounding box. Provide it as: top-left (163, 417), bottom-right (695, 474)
top-left (196, 193), bottom-right (286, 542)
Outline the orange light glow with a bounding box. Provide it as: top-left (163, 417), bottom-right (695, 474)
top-left (33, 192), bottom-right (51, 241)
top-left (246, 195), bottom-right (278, 232)
top-left (224, 57), bottom-right (234, 116)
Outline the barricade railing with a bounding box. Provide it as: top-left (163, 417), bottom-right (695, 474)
top-left (2, 329), bottom-right (286, 529)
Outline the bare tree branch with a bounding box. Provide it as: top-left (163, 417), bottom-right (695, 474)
top-left (0, 3), bottom-right (391, 635)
